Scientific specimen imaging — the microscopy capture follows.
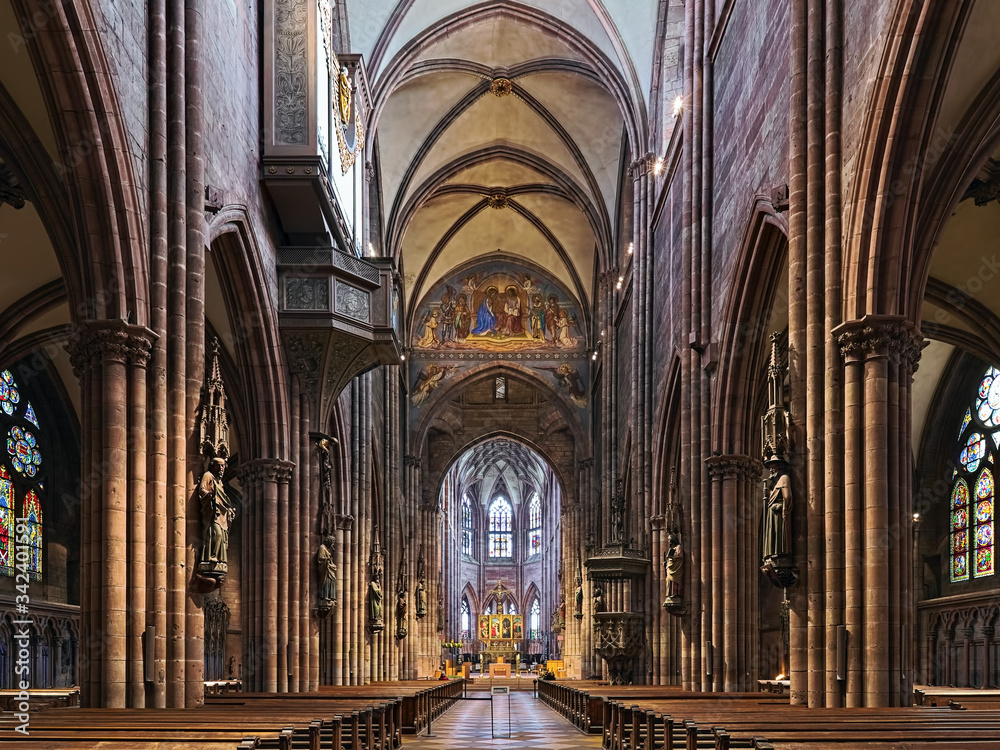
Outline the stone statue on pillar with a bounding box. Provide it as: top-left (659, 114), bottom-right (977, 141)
top-left (395, 556), bottom-right (408, 639)
top-left (760, 331), bottom-right (798, 589)
top-left (662, 532), bottom-right (685, 615)
top-left (414, 544), bottom-right (427, 619)
top-left (317, 534), bottom-right (337, 618)
top-left (197, 457), bottom-right (236, 579)
top-left (368, 526), bottom-right (385, 632)
top-left (593, 585), bottom-right (606, 613)
top-left (574, 562), bottom-right (584, 620)
top-left (195, 339), bottom-right (236, 593)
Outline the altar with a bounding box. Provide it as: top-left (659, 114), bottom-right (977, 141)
top-left (489, 662), bottom-right (511, 677)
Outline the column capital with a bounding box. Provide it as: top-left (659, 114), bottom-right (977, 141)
top-left (335, 513), bottom-right (354, 531)
top-left (239, 457), bottom-right (295, 484)
top-left (66, 321), bottom-right (157, 373)
top-left (648, 514), bottom-right (666, 530)
top-left (834, 315), bottom-right (923, 367)
top-left (403, 454), bottom-right (422, 469)
top-left (704, 454), bottom-right (763, 482)
top-left (628, 152), bottom-right (655, 179)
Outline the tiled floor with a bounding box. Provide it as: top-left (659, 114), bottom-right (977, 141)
top-left (404, 689), bottom-right (603, 749)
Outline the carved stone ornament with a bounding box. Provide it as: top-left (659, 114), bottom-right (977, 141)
top-left (486, 190), bottom-right (509, 210)
top-left (593, 612), bottom-right (645, 685)
top-left (274, 0), bottom-right (308, 145)
top-left (335, 280), bottom-right (371, 322)
top-left (369, 527), bottom-right (385, 633)
top-left (490, 77), bottom-right (513, 97)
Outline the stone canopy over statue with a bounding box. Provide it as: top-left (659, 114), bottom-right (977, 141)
top-left (195, 340), bottom-right (237, 593)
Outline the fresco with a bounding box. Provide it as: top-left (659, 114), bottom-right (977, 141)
top-left (412, 265), bottom-right (584, 353)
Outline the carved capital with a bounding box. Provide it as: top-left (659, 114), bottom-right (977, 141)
top-left (335, 513), bottom-right (354, 531)
top-left (628, 153), bottom-right (655, 179)
top-left (648, 514), bottom-right (665, 530)
top-left (983, 626), bottom-right (995, 640)
top-left (403, 454), bottom-right (422, 470)
top-left (705, 454), bottom-right (763, 482)
top-left (240, 457), bottom-right (295, 484)
top-left (834, 315), bottom-right (924, 369)
top-left (66, 321), bottom-right (157, 374)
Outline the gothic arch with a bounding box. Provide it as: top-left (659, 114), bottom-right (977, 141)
top-left (712, 199), bottom-right (788, 455)
top-left (208, 208), bottom-right (291, 460)
top-left (5, 0), bottom-right (149, 324)
top-left (842, 0), bottom-right (972, 319)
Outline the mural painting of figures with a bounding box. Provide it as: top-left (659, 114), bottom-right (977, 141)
top-left (412, 364), bottom-right (457, 406)
top-left (541, 363), bottom-right (587, 408)
top-left (411, 261), bottom-right (585, 353)
top-left (472, 286), bottom-right (500, 336)
top-left (454, 293), bottom-right (470, 340)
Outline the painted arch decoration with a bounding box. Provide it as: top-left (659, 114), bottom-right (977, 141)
top-left (410, 259), bottom-right (586, 354)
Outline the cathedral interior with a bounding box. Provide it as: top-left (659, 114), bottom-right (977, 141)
top-left (1, 0), bottom-right (1000, 739)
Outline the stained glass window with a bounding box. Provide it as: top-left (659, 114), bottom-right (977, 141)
top-left (461, 496), bottom-right (473, 556)
top-left (528, 493), bottom-right (541, 555)
top-left (495, 376), bottom-right (507, 401)
top-left (488, 497), bottom-right (513, 558)
top-left (461, 598), bottom-right (470, 640)
top-left (530, 599), bottom-right (540, 640)
top-left (952, 367), bottom-right (997, 582)
top-left (0, 367), bottom-right (44, 581)
top-left (0, 466), bottom-right (13, 576)
top-left (22, 489), bottom-right (41, 580)
top-left (951, 479), bottom-right (970, 581)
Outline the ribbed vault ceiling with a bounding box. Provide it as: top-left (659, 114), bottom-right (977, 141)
top-left (450, 437), bottom-right (551, 506)
top-left (359, 1), bottom-right (652, 319)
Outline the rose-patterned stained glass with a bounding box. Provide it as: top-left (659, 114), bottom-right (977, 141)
top-left (951, 479), bottom-right (971, 581)
top-left (0, 370), bottom-right (18, 417)
top-left (530, 530), bottom-right (541, 554)
top-left (961, 433), bottom-right (987, 472)
top-left (960, 408), bottom-right (972, 438)
top-left (22, 488), bottom-right (41, 580)
top-left (7, 425), bottom-right (41, 477)
top-left (976, 367), bottom-right (1000, 427)
top-left (0, 466), bottom-right (13, 576)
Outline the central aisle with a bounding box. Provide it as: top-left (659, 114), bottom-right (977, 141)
top-left (404, 688), bottom-right (602, 749)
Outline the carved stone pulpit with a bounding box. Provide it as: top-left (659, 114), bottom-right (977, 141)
top-left (593, 613), bottom-right (645, 685)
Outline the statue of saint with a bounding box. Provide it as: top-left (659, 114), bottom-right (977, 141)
top-left (593, 586), bottom-right (606, 614)
top-left (369, 577), bottom-right (383, 629)
top-left (415, 578), bottom-right (427, 618)
top-left (664, 533), bottom-right (684, 599)
top-left (317, 535), bottom-right (337, 605)
top-left (763, 463), bottom-right (793, 558)
top-left (574, 581), bottom-right (584, 618)
top-left (199, 457), bottom-right (236, 566)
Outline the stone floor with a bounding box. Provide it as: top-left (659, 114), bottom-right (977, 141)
top-left (404, 689), bottom-right (602, 749)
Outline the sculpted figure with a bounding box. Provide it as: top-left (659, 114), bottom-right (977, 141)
top-left (317, 535), bottom-right (337, 605)
top-left (199, 457), bottom-right (235, 565)
top-left (415, 577), bottom-right (427, 618)
top-left (574, 581), bottom-right (584, 618)
top-left (763, 463), bottom-right (793, 558)
top-left (664, 533), bottom-right (684, 598)
top-left (369, 578), bottom-right (384, 629)
top-left (593, 586), bottom-right (606, 614)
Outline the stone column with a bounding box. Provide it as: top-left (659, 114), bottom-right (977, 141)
top-left (835, 316), bottom-right (922, 706)
top-left (68, 322), bottom-right (156, 708)
top-left (705, 455), bottom-right (762, 692)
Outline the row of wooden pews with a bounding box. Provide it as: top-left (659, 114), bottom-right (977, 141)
top-left (537, 680), bottom-right (1000, 750)
top-left (15, 678), bottom-right (463, 749)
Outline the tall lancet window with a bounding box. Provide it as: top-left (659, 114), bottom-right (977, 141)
top-left (460, 597), bottom-right (470, 639)
top-left (461, 495), bottom-right (473, 556)
top-left (530, 598), bottom-right (540, 639)
top-left (488, 496), bottom-right (513, 558)
top-left (951, 366), bottom-right (998, 581)
top-left (0, 369), bottom-right (43, 580)
top-left (528, 493), bottom-right (541, 555)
